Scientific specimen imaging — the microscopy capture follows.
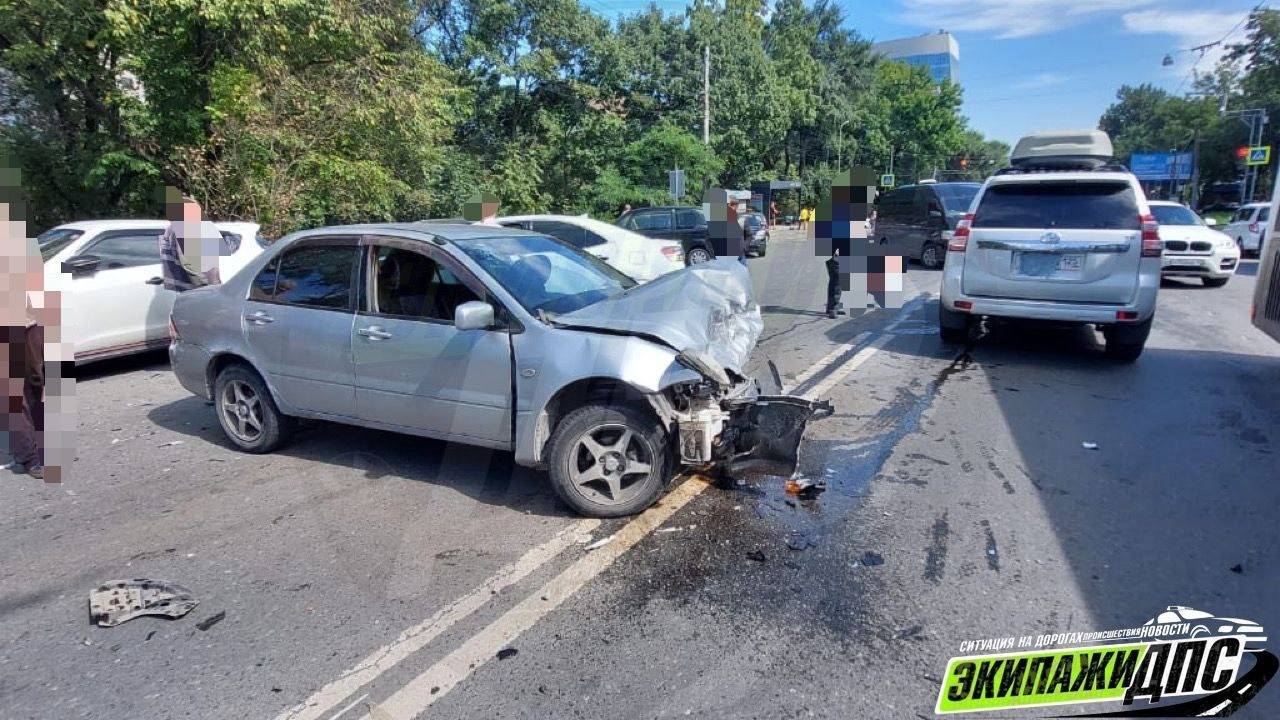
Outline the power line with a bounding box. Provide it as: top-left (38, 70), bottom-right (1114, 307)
top-left (1174, 1), bottom-right (1267, 94)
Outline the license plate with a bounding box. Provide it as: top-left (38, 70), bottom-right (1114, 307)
top-left (1018, 253), bottom-right (1083, 276)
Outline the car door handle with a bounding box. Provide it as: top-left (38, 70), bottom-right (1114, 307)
top-left (146, 276), bottom-right (164, 285)
top-left (356, 326), bottom-right (393, 340)
top-left (245, 311), bottom-right (274, 324)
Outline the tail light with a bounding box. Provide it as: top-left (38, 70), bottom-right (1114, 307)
top-left (1140, 214), bottom-right (1162, 257)
top-left (948, 213), bottom-right (974, 252)
top-left (168, 315), bottom-right (180, 341)
top-left (660, 245), bottom-right (683, 263)
top-left (1116, 310), bottom-right (1139, 321)
top-left (1250, 221), bottom-right (1260, 234)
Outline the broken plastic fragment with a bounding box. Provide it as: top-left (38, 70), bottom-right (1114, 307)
top-left (860, 551), bottom-right (885, 567)
top-left (784, 476), bottom-right (826, 497)
top-left (1081, 442), bottom-right (1099, 450)
top-left (583, 536), bottom-right (614, 551)
top-left (89, 579), bottom-right (199, 627)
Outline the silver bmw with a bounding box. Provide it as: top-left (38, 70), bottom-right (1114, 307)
top-left (169, 222), bottom-right (824, 517)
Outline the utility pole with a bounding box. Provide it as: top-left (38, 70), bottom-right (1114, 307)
top-left (703, 45), bottom-right (710, 145)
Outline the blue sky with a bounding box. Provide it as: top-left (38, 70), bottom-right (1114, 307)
top-left (590, 0), bottom-right (1260, 147)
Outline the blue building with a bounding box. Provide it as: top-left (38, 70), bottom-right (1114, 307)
top-left (871, 31), bottom-right (960, 85)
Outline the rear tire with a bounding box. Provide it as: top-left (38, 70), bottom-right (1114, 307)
top-left (213, 364), bottom-right (291, 452)
top-left (687, 247), bottom-right (713, 265)
top-left (939, 303), bottom-right (971, 344)
top-left (921, 242), bottom-right (944, 269)
top-left (546, 403), bottom-right (671, 518)
top-left (1202, 276), bottom-right (1230, 288)
top-left (1103, 317), bottom-right (1152, 363)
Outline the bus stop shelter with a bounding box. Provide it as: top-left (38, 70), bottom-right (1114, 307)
top-left (750, 180), bottom-right (803, 224)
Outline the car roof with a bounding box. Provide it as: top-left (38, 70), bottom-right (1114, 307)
top-left (54, 219), bottom-right (259, 233)
top-left (497, 214), bottom-right (594, 223)
top-left (627, 206), bottom-right (697, 212)
top-left (987, 171), bottom-right (1136, 184)
top-left (297, 221), bottom-right (535, 242)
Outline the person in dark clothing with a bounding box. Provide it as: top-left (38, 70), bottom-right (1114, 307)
top-left (825, 249), bottom-right (844, 319)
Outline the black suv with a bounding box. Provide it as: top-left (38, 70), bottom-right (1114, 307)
top-left (874, 182), bottom-right (981, 269)
top-left (617, 206), bottom-right (715, 264)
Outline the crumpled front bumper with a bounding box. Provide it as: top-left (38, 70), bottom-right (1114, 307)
top-left (673, 384), bottom-right (833, 477)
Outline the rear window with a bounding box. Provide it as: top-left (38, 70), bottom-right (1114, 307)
top-left (972, 182), bottom-right (1141, 230)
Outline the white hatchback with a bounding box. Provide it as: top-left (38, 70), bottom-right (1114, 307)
top-left (496, 214), bottom-right (684, 282)
top-left (37, 219), bottom-right (266, 363)
top-left (1224, 202), bottom-right (1269, 256)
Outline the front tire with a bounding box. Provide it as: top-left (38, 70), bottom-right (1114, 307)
top-left (1203, 276), bottom-right (1230, 288)
top-left (546, 403), bottom-right (671, 517)
top-left (213, 364), bottom-right (290, 453)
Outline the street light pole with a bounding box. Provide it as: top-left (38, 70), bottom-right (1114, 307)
top-left (836, 119), bottom-right (850, 169)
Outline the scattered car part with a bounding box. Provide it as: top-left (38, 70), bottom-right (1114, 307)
top-left (89, 579), bottom-right (199, 627)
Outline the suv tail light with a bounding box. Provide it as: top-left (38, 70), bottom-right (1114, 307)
top-left (1250, 221), bottom-right (1260, 234)
top-left (1140, 214), bottom-right (1162, 257)
top-left (660, 245), bottom-right (683, 262)
top-left (168, 315), bottom-right (179, 341)
top-left (948, 213), bottom-right (974, 252)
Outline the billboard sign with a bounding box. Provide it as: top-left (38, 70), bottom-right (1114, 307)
top-left (1129, 152), bottom-right (1193, 181)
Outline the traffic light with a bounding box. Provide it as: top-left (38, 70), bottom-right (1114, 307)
top-left (1237, 146), bottom-right (1249, 159)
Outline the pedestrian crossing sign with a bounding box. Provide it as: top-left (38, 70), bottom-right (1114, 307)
top-left (1247, 146), bottom-right (1271, 166)
top-left (880, 173), bottom-right (895, 187)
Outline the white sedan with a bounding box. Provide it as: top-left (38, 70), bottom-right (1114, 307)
top-left (37, 219), bottom-right (266, 363)
top-left (496, 214), bottom-right (684, 282)
top-left (1149, 201), bottom-right (1240, 287)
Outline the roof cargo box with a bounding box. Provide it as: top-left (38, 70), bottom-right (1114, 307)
top-left (1010, 130), bottom-right (1114, 169)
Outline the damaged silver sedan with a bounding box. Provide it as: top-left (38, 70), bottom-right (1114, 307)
top-left (169, 223), bottom-right (825, 517)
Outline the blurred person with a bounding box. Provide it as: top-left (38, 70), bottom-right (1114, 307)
top-left (620, 203), bottom-right (632, 216)
top-left (3, 234), bottom-right (47, 478)
top-left (769, 199), bottom-right (779, 227)
top-left (703, 188), bottom-right (746, 265)
top-left (464, 191), bottom-right (501, 226)
top-left (159, 190), bottom-right (222, 292)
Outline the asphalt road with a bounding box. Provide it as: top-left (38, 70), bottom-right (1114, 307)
top-left (2, 229), bottom-right (1279, 719)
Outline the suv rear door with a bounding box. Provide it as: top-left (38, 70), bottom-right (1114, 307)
top-left (961, 178), bottom-right (1144, 304)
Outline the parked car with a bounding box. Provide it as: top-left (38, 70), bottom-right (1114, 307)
top-left (168, 223), bottom-right (823, 517)
top-left (38, 219), bottom-right (266, 363)
top-left (1224, 201), bottom-right (1269, 257)
top-left (496, 214), bottom-right (682, 282)
top-left (1148, 201), bottom-right (1239, 287)
top-left (874, 182), bottom-right (981, 269)
top-left (939, 130), bottom-right (1161, 361)
top-left (739, 211), bottom-right (769, 257)
top-left (617, 206), bottom-right (715, 265)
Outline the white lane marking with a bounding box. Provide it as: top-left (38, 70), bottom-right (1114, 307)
top-left (360, 476), bottom-right (712, 720)
top-left (795, 297), bottom-right (925, 401)
top-left (786, 332), bottom-right (869, 391)
top-left (327, 693), bottom-right (369, 720)
top-left (277, 519), bottom-right (600, 720)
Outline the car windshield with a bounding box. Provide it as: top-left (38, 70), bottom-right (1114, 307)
top-left (1150, 204), bottom-right (1204, 226)
top-left (454, 234), bottom-right (636, 317)
top-left (37, 228), bottom-right (83, 261)
top-left (934, 184), bottom-right (980, 214)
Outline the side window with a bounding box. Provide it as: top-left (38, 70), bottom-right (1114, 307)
top-left (85, 231), bottom-right (162, 269)
top-left (1235, 208), bottom-right (1253, 222)
top-left (634, 211), bottom-right (673, 232)
top-left (219, 232), bottom-right (242, 256)
top-left (531, 221), bottom-right (607, 249)
top-left (498, 221), bottom-right (529, 230)
top-left (372, 246), bottom-right (480, 323)
top-left (620, 215), bottom-right (638, 230)
top-left (259, 244), bottom-right (359, 310)
top-left (1259, 207), bottom-right (1270, 223)
top-left (675, 208), bottom-right (704, 229)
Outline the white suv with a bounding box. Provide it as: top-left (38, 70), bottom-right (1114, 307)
top-left (1224, 202), bottom-right (1269, 257)
top-left (939, 131), bottom-right (1162, 361)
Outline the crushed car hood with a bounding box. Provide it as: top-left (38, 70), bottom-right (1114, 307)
top-left (553, 258), bottom-right (763, 377)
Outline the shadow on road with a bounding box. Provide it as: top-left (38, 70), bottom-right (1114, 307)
top-left (146, 396), bottom-right (573, 519)
top-left (75, 349), bottom-right (170, 381)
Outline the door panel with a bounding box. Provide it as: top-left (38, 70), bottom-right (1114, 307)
top-left (68, 230), bottom-right (170, 355)
top-left (242, 241), bottom-right (359, 416)
top-left (353, 242), bottom-right (512, 445)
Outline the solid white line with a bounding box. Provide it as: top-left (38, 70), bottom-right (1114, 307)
top-left (786, 332), bottom-right (869, 391)
top-left (801, 333), bottom-right (894, 401)
top-left (327, 693), bottom-right (369, 720)
top-left (276, 519), bottom-right (600, 720)
top-left (360, 476), bottom-right (713, 720)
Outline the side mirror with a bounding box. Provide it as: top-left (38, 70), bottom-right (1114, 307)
top-left (1204, 218), bottom-right (1218, 227)
top-left (455, 301), bottom-right (495, 331)
top-left (62, 254), bottom-right (101, 275)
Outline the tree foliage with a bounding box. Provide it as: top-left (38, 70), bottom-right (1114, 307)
top-left (2, 0), bottom-right (998, 233)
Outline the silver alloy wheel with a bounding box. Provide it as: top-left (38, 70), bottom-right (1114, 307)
top-left (568, 422), bottom-right (654, 506)
top-left (219, 379), bottom-right (264, 443)
top-left (922, 243), bottom-right (940, 268)
top-left (688, 248), bottom-right (712, 264)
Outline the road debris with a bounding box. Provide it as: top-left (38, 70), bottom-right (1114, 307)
top-left (859, 551), bottom-right (885, 567)
top-left (196, 611), bottom-right (226, 631)
top-left (746, 550), bottom-right (768, 563)
top-left (89, 579), bottom-right (199, 627)
top-left (1230, 564), bottom-right (1244, 574)
top-left (786, 531), bottom-right (815, 551)
top-left (496, 647), bottom-right (518, 660)
top-left (158, 440), bottom-right (185, 447)
top-left (1081, 442), bottom-right (1099, 450)
top-left (583, 535), bottom-right (614, 551)
top-left (784, 476), bottom-right (826, 498)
